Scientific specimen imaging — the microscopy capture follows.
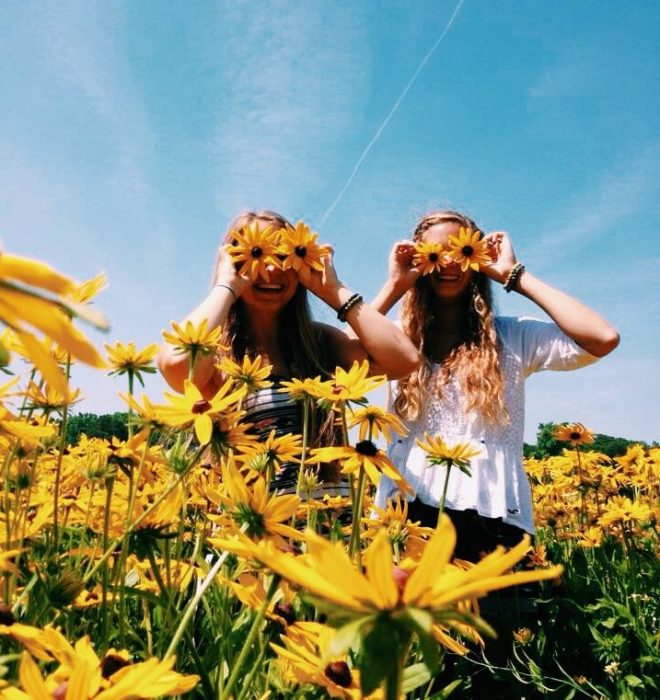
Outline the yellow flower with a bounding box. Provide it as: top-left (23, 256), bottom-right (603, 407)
top-left (104, 341), bottom-right (159, 385)
top-left (348, 406), bottom-right (407, 442)
top-left (318, 361), bottom-right (386, 405)
top-left (553, 422), bottom-right (595, 446)
top-left (156, 378), bottom-right (246, 445)
top-left (513, 627), bottom-right (533, 645)
top-left (238, 429), bottom-right (303, 477)
top-left (217, 354), bottom-right (273, 394)
top-left (67, 271), bottom-right (108, 304)
top-left (415, 433), bottom-right (482, 476)
top-left (0, 405), bottom-right (57, 445)
top-left (445, 227), bottom-right (492, 272)
top-left (575, 526), bottom-right (603, 548)
top-left (277, 221), bottom-right (332, 273)
top-left (0, 252), bottom-right (107, 394)
top-left (24, 381), bottom-right (82, 412)
top-left (307, 441), bottom-right (411, 492)
top-left (598, 497), bottom-right (650, 528)
top-left (162, 318), bottom-right (226, 359)
top-left (272, 622), bottom-right (380, 699)
top-left (412, 241), bottom-right (446, 276)
top-left (278, 376), bottom-right (327, 402)
top-left (362, 498), bottom-right (432, 561)
top-left (215, 516), bottom-right (563, 650)
top-left (208, 463), bottom-right (302, 546)
top-left (227, 220), bottom-right (281, 282)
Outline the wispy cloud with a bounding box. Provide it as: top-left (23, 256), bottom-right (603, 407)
top-left (213, 0), bottom-right (368, 221)
top-left (531, 140), bottom-right (660, 263)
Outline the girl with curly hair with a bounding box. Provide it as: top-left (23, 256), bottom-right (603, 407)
top-left (374, 210), bottom-right (619, 553)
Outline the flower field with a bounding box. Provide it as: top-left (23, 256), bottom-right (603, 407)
top-left (0, 252), bottom-right (658, 699)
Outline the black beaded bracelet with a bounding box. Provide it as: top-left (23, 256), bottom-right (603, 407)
top-left (337, 293), bottom-right (363, 322)
top-left (503, 263), bottom-right (525, 293)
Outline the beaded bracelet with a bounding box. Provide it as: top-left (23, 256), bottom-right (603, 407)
top-left (215, 283), bottom-right (237, 301)
top-left (337, 293), bottom-right (363, 322)
top-left (503, 263), bottom-right (525, 293)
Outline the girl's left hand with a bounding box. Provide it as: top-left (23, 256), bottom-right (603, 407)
top-left (295, 248), bottom-right (344, 307)
top-left (482, 231), bottom-right (518, 285)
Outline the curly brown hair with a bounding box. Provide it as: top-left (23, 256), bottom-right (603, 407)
top-left (393, 210), bottom-right (508, 426)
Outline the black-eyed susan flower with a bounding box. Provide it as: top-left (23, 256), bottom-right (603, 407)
top-left (104, 341), bottom-right (159, 387)
top-left (412, 241), bottom-right (447, 276)
top-left (156, 378), bottom-right (246, 445)
top-left (553, 422), bottom-right (595, 446)
top-left (415, 433), bottom-right (482, 476)
top-left (227, 220), bottom-right (281, 282)
top-left (23, 381), bottom-right (82, 413)
top-left (362, 498), bottom-right (432, 562)
top-left (217, 354), bottom-right (273, 394)
top-left (277, 221), bottom-right (332, 273)
top-left (208, 463), bottom-right (301, 547)
top-left (348, 406), bottom-right (407, 442)
top-left (278, 376), bottom-right (327, 402)
top-left (307, 441), bottom-right (411, 492)
top-left (237, 429), bottom-right (303, 479)
top-left (318, 361), bottom-right (386, 406)
top-left (161, 319), bottom-right (226, 359)
top-left (216, 516), bottom-right (563, 695)
top-left (446, 226), bottom-right (491, 272)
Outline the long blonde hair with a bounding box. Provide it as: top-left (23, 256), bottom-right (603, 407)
top-left (393, 210), bottom-right (508, 426)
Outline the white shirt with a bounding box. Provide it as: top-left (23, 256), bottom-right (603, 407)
top-left (374, 317), bottom-right (599, 534)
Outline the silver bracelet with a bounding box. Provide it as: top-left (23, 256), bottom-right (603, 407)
top-left (215, 283), bottom-right (237, 301)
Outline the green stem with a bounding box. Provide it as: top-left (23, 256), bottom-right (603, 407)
top-left (349, 465), bottom-right (367, 564)
top-left (294, 396), bottom-right (311, 500)
top-left (52, 355), bottom-right (72, 549)
top-left (221, 575), bottom-right (280, 699)
top-left (438, 463), bottom-right (452, 514)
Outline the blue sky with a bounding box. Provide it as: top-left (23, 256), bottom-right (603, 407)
top-left (1, 1), bottom-right (659, 443)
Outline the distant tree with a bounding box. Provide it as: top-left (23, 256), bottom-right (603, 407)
top-left (66, 412), bottom-right (129, 445)
top-left (524, 422), bottom-right (649, 459)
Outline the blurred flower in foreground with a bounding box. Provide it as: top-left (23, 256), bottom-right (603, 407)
top-left (0, 251), bottom-right (108, 393)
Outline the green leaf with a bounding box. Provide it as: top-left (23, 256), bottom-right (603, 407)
top-left (328, 617), bottom-right (370, 657)
top-left (399, 608), bottom-right (440, 674)
top-left (426, 680), bottom-right (462, 699)
top-left (401, 663), bottom-right (431, 694)
top-left (359, 621), bottom-right (400, 696)
top-left (624, 675), bottom-right (644, 688)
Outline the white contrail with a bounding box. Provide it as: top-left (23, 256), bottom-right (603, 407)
top-left (317, 0), bottom-right (465, 228)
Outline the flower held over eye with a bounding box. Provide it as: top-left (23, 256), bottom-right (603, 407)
top-left (412, 241), bottom-right (446, 276)
top-left (446, 227), bottom-right (492, 272)
top-left (227, 221), bottom-right (281, 282)
top-left (277, 221), bottom-right (332, 273)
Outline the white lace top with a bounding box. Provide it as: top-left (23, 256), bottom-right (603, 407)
top-left (374, 317), bottom-right (599, 534)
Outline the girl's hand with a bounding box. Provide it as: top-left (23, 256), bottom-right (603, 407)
top-left (387, 240), bottom-right (421, 293)
top-left (482, 231), bottom-right (518, 285)
top-left (215, 244), bottom-right (250, 298)
top-left (295, 248), bottom-right (344, 307)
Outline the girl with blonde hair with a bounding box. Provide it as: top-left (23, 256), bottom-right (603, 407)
top-left (159, 210), bottom-right (420, 493)
top-left (373, 210), bottom-right (619, 551)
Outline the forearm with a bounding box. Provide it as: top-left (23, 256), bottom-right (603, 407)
top-left (370, 279), bottom-right (409, 316)
top-left (324, 285), bottom-right (420, 378)
top-left (158, 285), bottom-right (236, 392)
top-left (512, 271), bottom-right (620, 357)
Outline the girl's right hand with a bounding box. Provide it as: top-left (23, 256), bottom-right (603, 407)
top-left (215, 244), bottom-right (250, 298)
top-left (388, 240), bottom-right (421, 293)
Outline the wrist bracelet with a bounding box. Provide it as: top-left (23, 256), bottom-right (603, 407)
top-left (503, 263), bottom-right (525, 293)
top-left (337, 293), bottom-right (363, 322)
top-left (215, 283), bottom-right (237, 301)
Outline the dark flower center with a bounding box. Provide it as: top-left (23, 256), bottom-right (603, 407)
top-left (570, 432), bottom-right (581, 441)
top-left (355, 440), bottom-right (378, 457)
top-left (324, 661), bottom-right (352, 688)
top-left (273, 602), bottom-right (296, 625)
top-left (0, 603), bottom-right (15, 626)
top-left (294, 245), bottom-right (307, 258)
top-left (192, 399), bottom-right (211, 414)
top-left (251, 246), bottom-right (263, 258)
top-left (101, 654), bottom-right (131, 679)
top-left (461, 245), bottom-right (474, 256)
top-left (428, 252), bottom-right (439, 262)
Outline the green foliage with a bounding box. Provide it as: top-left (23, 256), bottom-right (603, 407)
top-left (524, 421), bottom-right (650, 459)
top-left (66, 411), bottom-right (129, 444)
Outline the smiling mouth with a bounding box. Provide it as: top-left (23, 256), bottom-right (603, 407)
top-left (434, 273), bottom-right (461, 282)
top-left (255, 283), bottom-right (285, 293)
